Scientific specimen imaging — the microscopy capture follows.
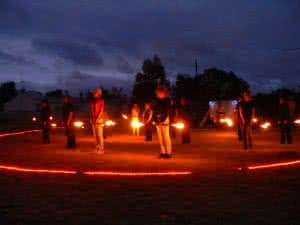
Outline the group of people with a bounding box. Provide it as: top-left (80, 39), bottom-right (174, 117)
top-left (38, 86), bottom-right (296, 157)
top-left (131, 90), bottom-right (192, 138)
top-left (39, 95), bottom-right (76, 148)
top-left (236, 90), bottom-right (295, 150)
top-left (38, 84), bottom-right (192, 159)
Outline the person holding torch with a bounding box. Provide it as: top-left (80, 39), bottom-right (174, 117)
top-left (153, 84), bottom-right (172, 159)
top-left (90, 88), bottom-right (105, 153)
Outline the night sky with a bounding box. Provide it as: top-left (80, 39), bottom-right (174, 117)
top-left (1, 0), bottom-right (300, 93)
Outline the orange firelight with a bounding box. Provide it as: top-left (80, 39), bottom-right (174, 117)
top-left (122, 114), bottom-right (128, 119)
top-left (0, 165), bottom-right (77, 174)
top-left (84, 171), bottom-right (192, 176)
top-left (260, 122), bottom-right (271, 129)
top-left (220, 118), bottom-right (234, 127)
top-left (130, 120), bottom-right (144, 128)
top-left (51, 123), bottom-right (57, 128)
top-left (171, 122), bottom-right (185, 130)
top-left (238, 160), bottom-right (300, 171)
top-left (73, 121), bottom-right (84, 128)
top-left (294, 119), bottom-right (300, 125)
top-left (105, 120), bottom-right (116, 127)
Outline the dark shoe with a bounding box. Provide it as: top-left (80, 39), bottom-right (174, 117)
top-left (165, 154), bottom-right (172, 159)
top-left (159, 154), bottom-right (166, 159)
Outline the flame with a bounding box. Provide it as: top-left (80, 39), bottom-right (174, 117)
top-left (73, 121), bottom-right (84, 128)
top-left (0, 164), bottom-right (191, 177)
top-left (84, 171), bottom-right (192, 176)
top-left (122, 114), bottom-right (128, 119)
top-left (105, 120), bottom-right (116, 127)
top-left (220, 118), bottom-right (234, 127)
top-left (130, 120), bottom-right (144, 128)
top-left (0, 130), bottom-right (40, 138)
top-left (260, 122), bottom-right (271, 129)
top-left (294, 119), bottom-right (300, 124)
top-left (51, 123), bottom-right (57, 128)
top-left (171, 122), bottom-right (185, 129)
top-left (0, 165), bottom-right (76, 174)
top-left (32, 117), bottom-right (37, 122)
top-left (49, 116), bottom-right (53, 121)
top-left (252, 118), bottom-right (258, 123)
top-left (238, 160), bottom-right (300, 171)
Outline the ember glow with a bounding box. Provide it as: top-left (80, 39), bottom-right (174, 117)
top-left (220, 118), bottom-right (234, 127)
top-left (0, 130), bottom-right (40, 138)
top-left (105, 120), bottom-right (116, 127)
top-left (238, 160), bottom-right (300, 171)
top-left (252, 118), bottom-right (258, 123)
top-left (294, 119), bottom-right (300, 125)
top-left (84, 171), bottom-right (192, 176)
top-left (260, 122), bottom-right (271, 129)
top-left (32, 117), bottom-right (37, 122)
top-left (122, 114), bottom-right (128, 119)
top-left (172, 122), bottom-right (185, 130)
top-left (49, 116), bottom-right (53, 121)
top-left (0, 165), bottom-right (77, 174)
top-left (73, 121), bottom-right (84, 128)
top-left (51, 123), bottom-right (57, 128)
top-left (130, 121), bottom-right (144, 128)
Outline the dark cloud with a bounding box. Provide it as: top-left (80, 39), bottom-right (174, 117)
top-left (0, 0), bottom-right (300, 93)
top-left (0, 50), bottom-right (33, 65)
top-left (32, 38), bottom-right (103, 67)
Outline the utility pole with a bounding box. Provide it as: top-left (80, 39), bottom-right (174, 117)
top-left (195, 59), bottom-right (198, 76)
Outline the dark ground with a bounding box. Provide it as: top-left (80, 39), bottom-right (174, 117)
top-left (0, 129), bottom-right (299, 225)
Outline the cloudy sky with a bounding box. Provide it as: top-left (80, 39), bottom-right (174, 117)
top-left (0, 0), bottom-right (300, 93)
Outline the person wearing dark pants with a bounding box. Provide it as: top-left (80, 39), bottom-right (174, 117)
top-left (39, 99), bottom-right (51, 144)
top-left (278, 97), bottom-right (292, 144)
top-left (239, 90), bottom-right (255, 150)
top-left (235, 96), bottom-right (243, 142)
top-left (142, 102), bottom-right (153, 141)
top-left (178, 97), bottom-right (191, 144)
top-left (62, 95), bottom-right (76, 149)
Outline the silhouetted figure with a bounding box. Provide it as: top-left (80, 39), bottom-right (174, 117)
top-left (236, 96), bottom-right (243, 142)
top-left (153, 85), bottom-right (172, 159)
top-left (143, 102), bottom-right (153, 141)
top-left (278, 97), bottom-right (292, 144)
top-left (239, 91), bottom-right (255, 150)
top-left (170, 99), bottom-right (178, 139)
top-left (39, 99), bottom-right (51, 144)
top-left (178, 97), bottom-right (191, 144)
top-left (90, 88), bottom-right (105, 153)
top-left (62, 95), bottom-right (76, 149)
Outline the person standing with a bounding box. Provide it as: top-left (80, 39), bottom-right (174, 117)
top-left (62, 95), bottom-right (76, 149)
top-left (131, 103), bottom-right (140, 136)
top-left (278, 97), bottom-right (292, 144)
top-left (90, 88), bottom-right (105, 153)
top-left (235, 96), bottom-right (243, 142)
top-left (170, 99), bottom-right (178, 139)
top-left (178, 97), bottom-right (191, 144)
top-left (39, 98), bottom-right (51, 144)
top-left (239, 90), bottom-right (255, 150)
top-left (142, 102), bottom-right (153, 141)
top-left (153, 84), bottom-right (172, 158)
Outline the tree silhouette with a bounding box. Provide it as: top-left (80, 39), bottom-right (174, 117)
top-left (132, 55), bottom-right (168, 105)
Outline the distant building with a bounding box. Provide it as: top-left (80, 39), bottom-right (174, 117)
top-left (4, 91), bottom-right (43, 112)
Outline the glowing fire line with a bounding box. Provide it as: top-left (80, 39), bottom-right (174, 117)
top-left (0, 164), bottom-right (191, 176)
top-left (0, 165), bottom-right (76, 174)
top-left (84, 171), bottom-right (192, 176)
top-left (238, 160), bottom-right (300, 171)
top-left (0, 130), bottom-right (40, 138)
